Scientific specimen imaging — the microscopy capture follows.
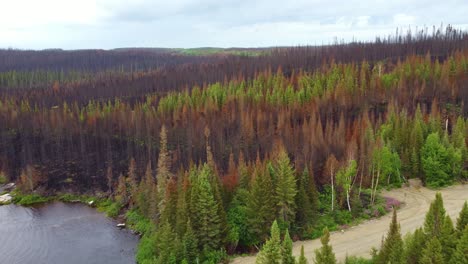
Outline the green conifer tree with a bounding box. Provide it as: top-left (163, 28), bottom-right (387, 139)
top-left (424, 193), bottom-right (446, 237)
top-left (282, 229), bottom-right (295, 264)
top-left (404, 227), bottom-right (426, 264)
top-left (183, 220), bottom-right (199, 264)
top-left (255, 220), bottom-right (282, 264)
top-left (420, 237), bottom-right (444, 264)
top-left (450, 225), bottom-right (468, 264)
top-left (440, 215), bottom-right (456, 262)
top-left (295, 169), bottom-right (313, 230)
top-left (297, 245), bottom-right (308, 264)
top-left (456, 201), bottom-right (468, 236)
top-left (274, 149), bottom-right (298, 225)
top-left (314, 228), bottom-right (336, 264)
top-left (190, 164), bottom-right (222, 252)
top-left (246, 165), bottom-right (276, 244)
top-left (154, 221), bottom-right (176, 264)
top-left (377, 209), bottom-right (404, 264)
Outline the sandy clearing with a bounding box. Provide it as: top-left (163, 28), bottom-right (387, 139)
top-left (231, 184), bottom-right (468, 264)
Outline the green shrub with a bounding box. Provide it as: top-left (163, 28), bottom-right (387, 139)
top-left (136, 233), bottom-right (158, 264)
top-left (201, 248), bottom-right (228, 264)
top-left (333, 210), bottom-right (353, 225)
top-left (126, 209), bottom-right (154, 235)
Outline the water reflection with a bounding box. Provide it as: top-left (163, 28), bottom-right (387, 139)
top-left (0, 202), bottom-right (138, 264)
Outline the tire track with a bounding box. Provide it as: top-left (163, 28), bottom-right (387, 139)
top-left (231, 184), bottom-right (468, 264)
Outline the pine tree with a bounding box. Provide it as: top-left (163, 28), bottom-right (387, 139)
top-left (274, 149), bottom-right (297, 225)
top-left (377, 208), bottom-right (404, 264)
top-left (314, 228), bottom-right (336, 264)
top-left (297, 245), bottom-right (308, 264)
top-left (420, 237), bottom-right (444, 264)
top-left (255, 220), bottom-right (282, 264)
top-left (456, 201), bottom-right (468, 236)
top-left (450, 225), bottom-right (468, 264)
top-left (282, 229), bottom-right (295, 264)
top-left (424, 193), bottom-right (446, 237)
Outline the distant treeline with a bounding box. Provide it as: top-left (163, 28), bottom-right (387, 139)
top-left (0, 26), bottom-right (467, 107)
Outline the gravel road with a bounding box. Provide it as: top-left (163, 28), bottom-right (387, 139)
top-left (231, 184), bottom-right (468, 263)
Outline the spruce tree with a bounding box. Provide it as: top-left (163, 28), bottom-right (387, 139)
top-left (175, 179), bottom-right (189, 237)
top-left (295, 169), bottom-right (313, 230)
top-left (305, 167), bottom-right (320, 222)
top-left (314, 228), bottom-right (336, 264)
top-left (377, 208), bottom-right (404, 264)
top-left (274, 149), bottom-right (297, 225)
top-left (183, 220), bottom-right (199, 264)
top-left (420, 237), bottom-right (444, 264)
top-left (282, 229), bottom-right (295, 264)
top-left (456, 201), bottom-right (468, 237)
top-left (451, 225), bottom-right (468, 264)
top-left (247, 165), bottom-right (276, 244)
top-left (424, 193), bottom-right (446, 237)
top-left (189, 164), bottom-right (222, 252)
top-left (154, 221), bottom-right (176, 264)
top-left (297, 245), bottom-right (308, 264)
top-left (440, 215), bottom-right (456, 262)
top-left (255, 220), bottom-right (282, 264)
top-left (404, 227), bottom-right (426, 264)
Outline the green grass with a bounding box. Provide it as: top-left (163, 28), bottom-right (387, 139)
top-left (13, 193), bottom-right (51, 206)
top-left (12, 192), bottom-right (122, 219)
top-left (96, 199), bottom-right (122, 218)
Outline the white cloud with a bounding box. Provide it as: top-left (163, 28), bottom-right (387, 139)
top-left (0, 0), bottom-right (466, 49)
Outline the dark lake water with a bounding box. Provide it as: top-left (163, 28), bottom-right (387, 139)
top-left (0, 202), bottom-right (138, 264)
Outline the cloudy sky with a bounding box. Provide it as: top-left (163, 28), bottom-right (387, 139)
top-left (1, 0), bottom-right (467, 49)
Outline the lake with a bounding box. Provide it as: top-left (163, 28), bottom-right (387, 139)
top-left (0, 202), bottom-right (138, 264)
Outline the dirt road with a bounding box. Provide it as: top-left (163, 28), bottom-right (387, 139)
top-left (231, 184), bottom-right (468, 264)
